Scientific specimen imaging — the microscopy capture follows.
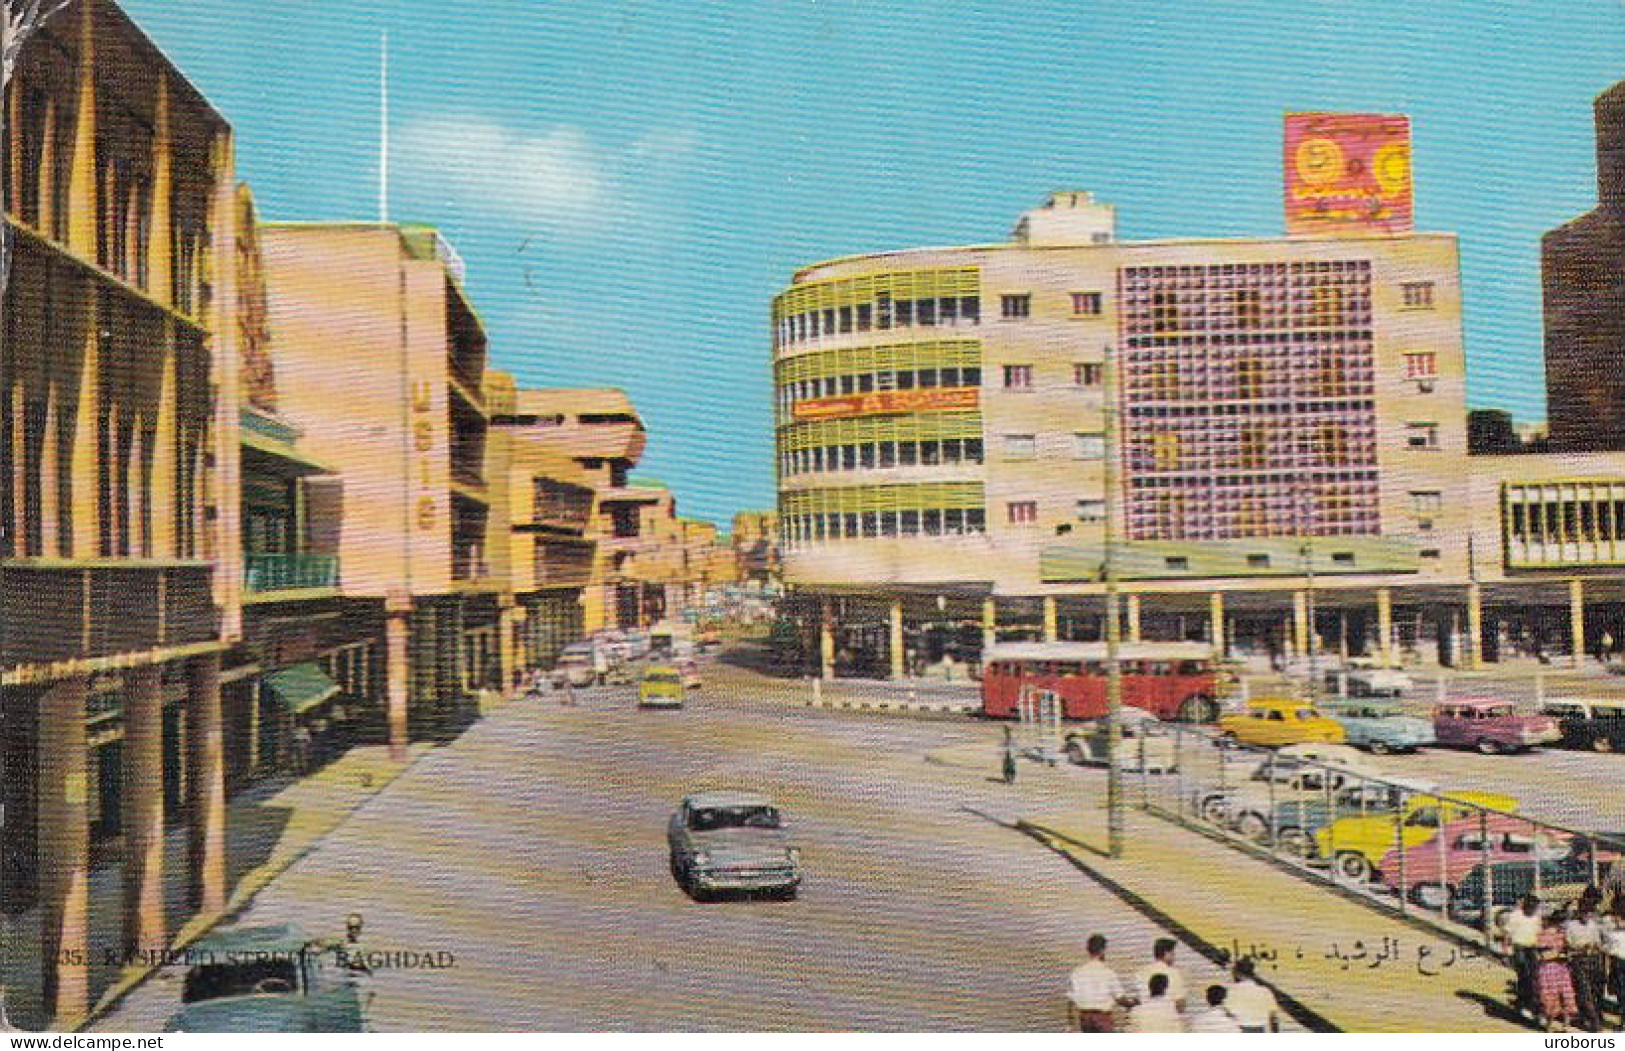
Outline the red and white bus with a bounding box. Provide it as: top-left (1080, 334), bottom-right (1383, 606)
top-left (981, 642), bottom-right (1221, 723)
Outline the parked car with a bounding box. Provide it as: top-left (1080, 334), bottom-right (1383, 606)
top-left (1196, 749), bottom-right (1381, 830)
top-left (1313, 789), bottom-right (1520, 883)
top-left (1376, 813), bottom-right (1574, 906)
top-left (551, 643), bottom-right (599, 688)
top-left (1216, 697), bottom-right (1346, 749)
top-left (1267, 776), bottom-right (1441, 859)
top-left (1323, 699), bottom-right (1436, 754)
top-left (638, 665), bottom-right (686, 709)
top-left (166, 925), bottom-right (368, 1032)
top-left (1540, 698), bottom-right (1625, 753)
top-left (667, 792), bottom-right (802, 900)
top-left (1432, 698), bottom-right (1559, 754)
top-left (1454, 837), bottom-right (1625, 923)
top-left (1324, 662), bottom-right (1414, 698)
top-left (1064, 707), bottom-right (1179, 773)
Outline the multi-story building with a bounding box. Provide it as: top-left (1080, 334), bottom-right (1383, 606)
top-left (1543, 77), bottom-right (1625, 452)
top-left (258, 222), bottom-right (506, 749)
top-left (1, 0), bottom-right (240, 1026)
top-left (774, 192), bottom-right (1473, 679)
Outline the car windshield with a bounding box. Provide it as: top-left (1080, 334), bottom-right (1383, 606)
top-left (689, 805), bottom-right (781, 831)
top-left (645, 673), bottom-right (681, 685)
top-left (182, 957), bottom-right (302, 1003)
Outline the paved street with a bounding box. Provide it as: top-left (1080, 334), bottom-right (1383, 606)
top-left (96, 671), bottom-right (1237, 1032)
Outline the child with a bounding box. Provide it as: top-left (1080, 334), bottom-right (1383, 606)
top-left (1540, 908), bottom-right (1579, 1032)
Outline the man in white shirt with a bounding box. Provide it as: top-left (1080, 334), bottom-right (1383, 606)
top-left (1502, 895), bottom-right (1544, 1021)
top-left (1227, 957), bottom-right (1280, 1033)
top-left (1187, 985), bottom-right (1244, 1034)
top-left (1127, 973), bottom-right (1185, 1033)
top-left (1134, 938), bottom-right (1188, 1012)
top-left (1068, 933), bottom-right (1129, 1033)
top-left (1602, 902), bottom-right (1625, 1032)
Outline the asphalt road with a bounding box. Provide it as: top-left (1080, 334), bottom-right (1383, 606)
top-left (97, 675), bottom-right (1239, 1032)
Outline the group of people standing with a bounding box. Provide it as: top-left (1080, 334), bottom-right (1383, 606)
top-left (1501, 888), bottom-right (1625, 1032)
top-left (1068, 935), bottom-right (1281, 1033)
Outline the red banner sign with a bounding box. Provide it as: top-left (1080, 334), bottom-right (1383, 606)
top-left (791, 386), bottom-right (980, 421)
top-left (1284, 112), bottom-right (1413, 235)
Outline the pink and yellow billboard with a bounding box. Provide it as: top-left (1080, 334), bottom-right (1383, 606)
top-left (1284, 112), bottom-right (1413, 235)
top-left (791, 387), bottom-right (979, 422)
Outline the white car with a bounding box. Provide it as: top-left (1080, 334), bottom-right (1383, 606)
top-left (1063, 707), bottom-right (1179, 773)
top-left (1325, 663), bottom-right (1413, 698)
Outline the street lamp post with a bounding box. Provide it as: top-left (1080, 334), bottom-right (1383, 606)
top-left (1298, 484), bottom-right (1320, 706)
top-left (1103, 346), bottom-right (1125, 858)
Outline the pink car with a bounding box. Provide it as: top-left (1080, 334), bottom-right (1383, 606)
top-left (1432, 698), bottom-right (1560, 754)
top-left (1377, 813), bottom-right (1590, 905)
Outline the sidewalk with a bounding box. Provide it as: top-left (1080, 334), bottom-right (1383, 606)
top-left (1, 740), bottom-right (431, 1031)
top-left (929, 741), bottom-right (1526, 1033)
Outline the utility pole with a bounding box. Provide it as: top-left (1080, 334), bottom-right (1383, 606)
top-left (1301, 486), bottom-right (1320, 706)
top-left (1103, 345), bottom-right (1125, 858)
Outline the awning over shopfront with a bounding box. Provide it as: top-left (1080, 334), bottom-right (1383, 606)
top-left (264, 663), bottom-right (340, 716)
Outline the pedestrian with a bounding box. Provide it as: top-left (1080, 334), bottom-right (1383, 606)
top-left (1227, 957), bottom-right (1280, 1033)
top-left (1569, 896), bottom-right (1608, 1031)
top-left (1001, 726), bottom-right (1017, 785)
top-left (1134, 937), bottom-right (1188, 1012)
top-left (336, 912), bottom-right (372, 977)
top-left (1502, 894), bottom-right (1544, 1022)
top-left (1540, 908), bottom-right (1579, 1032)
top-left (1067, 933), bottom-right (1130, 1033)
top-left (1604, 855), bottom-right (1625, 915)
top-left (1126, 972), bottom-right (1185, 1033)
top-left (1602, 899), bottom-right (1625, 1031)
top-left (1603, 631), bottom-right (1616, 663)
top-left (1187, 984), bottom-right (1243, 1033)
top-left (290, 722), bottom-right (312, 775)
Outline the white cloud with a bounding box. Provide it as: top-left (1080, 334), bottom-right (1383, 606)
top-left (396, 116), bottom-right (609, 231)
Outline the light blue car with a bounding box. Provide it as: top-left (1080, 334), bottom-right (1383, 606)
top-left (1324, 699), bottom-right (1436, 754)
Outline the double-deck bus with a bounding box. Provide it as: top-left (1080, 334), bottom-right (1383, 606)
top-left (981, 641), bottom-right (1221, 723)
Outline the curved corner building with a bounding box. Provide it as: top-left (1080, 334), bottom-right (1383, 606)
top-left (773, 191), bottom-right (1489, 680)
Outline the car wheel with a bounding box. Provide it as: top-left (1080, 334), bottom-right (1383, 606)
top-left (1277, 827), bottom-right (1315, 859)
top-left (1199, 795), bottom-right (1230, 825)
top-left (1336, 851), bottom-right (1374, 883)
top-left (1064, 741), bottom-right (1087, 766)
top-left (1234, 811), bottom-right (1271, 843)
top-left (1593, 735), bottom-right (1614, 753)
top-left (1409, 882), bottom-right (1454, 910)
top-left (1367, 739), bottom-right (1393, 756)
top-left (1180, 696), bottom-right (1218, 723)
top-left (1218, 731), bottom-right (1239, 749)
top-left (1476, 738), bottom-right (1502, 756)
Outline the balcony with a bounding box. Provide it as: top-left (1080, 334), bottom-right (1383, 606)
top-left (244, 553), bottom-right (340, 595)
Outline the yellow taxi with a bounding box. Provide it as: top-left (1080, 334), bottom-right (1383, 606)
top-left (1216, 697), bottom-right (1346, 749)
top-left (638, 665), bottom-right (686, 709)
top-left (1314, 789), bottom-right (1519, 884)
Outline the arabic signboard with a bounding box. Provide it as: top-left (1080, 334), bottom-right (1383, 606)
top-left (1284, 112), bottom-right (1414, 235)
top-left (790, 386), bottom-right (980, 422)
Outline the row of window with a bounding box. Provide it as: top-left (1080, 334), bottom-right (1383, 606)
top-left (782, 507), bottom-right (988, 545)
top-left (779, 438), bottom-right (985, 476)
top-left (774, 290), bottom-right (1111, 347)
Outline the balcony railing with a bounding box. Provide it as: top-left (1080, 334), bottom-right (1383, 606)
top-left (244, 553), bottom-right (340, 594)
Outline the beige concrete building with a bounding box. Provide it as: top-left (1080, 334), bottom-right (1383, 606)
top-left (731, 510), bottom-right (781, 588)
top-left (1, 0), bottom-right (241, 1025)
top-left (774, 192), bottom-right (1625, 681)
top-left (258, 222), bottom-right (506, 748)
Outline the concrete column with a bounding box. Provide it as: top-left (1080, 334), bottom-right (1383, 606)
top-left (498, 600), bottom-right (517, 690)
top-left (39, 676), bottom-right (91, 1027)
top-left (819, 602), bottom-right (836, 680)
top-left (1127, 593), bottom-right (1142, 644)
top-left (1292, 591), bottom-right (1309, 659)
top-left (981, 598), bottom-right (997, 657)
top-left (1376, 588), bottom-right (1393, 665)
top-left (1570, 578), bottom-right (1587, 669)
top-left (148, 74), bottom-right (174, 305)
top-left (66, 3), bottom-right (99, 259)
top-left (1209, 592), bottom-right (1226, 657)
top-left (1042, 596), bottom-right (1058, 643)
top-left (888, 600), bottom-right (905, 680)
top-left (122, 665), bottom-right (166, 963)
top-left (1466, 582), bottom-right (1483, 671)
top-left (188, 653), bottom-right (227, 914)
top-left (385, 604), bottom-right (411, 762)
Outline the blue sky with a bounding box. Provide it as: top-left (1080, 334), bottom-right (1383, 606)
top-left (120, 0), bottom-right (1625, 525)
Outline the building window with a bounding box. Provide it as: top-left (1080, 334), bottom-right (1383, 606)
top-left (1003, 364), bottom-right (1034, 389)
top-left (1077, 499), bottom-right (1105, 522)
top-left (1401, 281), bottom-right (1436, 309)
top-left (1419, 548), bottom-right (1441, 561)
top-left (1405, 422), bottom-right (1440, 449)
top-left (1164, 556), bottom-right (1189, 570)
top-left (1074, 433), bottom-right (1105, 459)
top-left (1074, 363), bottom-right (1103, 387)
top-left (1071, 291), bottom-right (1103, 317)
top-left (1404, 351), bottom-right (1438, 379)
top-left (1247, 553), bottom-right (1270, 568)
top-left (1410, 491), bottom-right (1443, 515)
top-left (1151, 433), bottom-right (1181, 471)
top-left (1007, 501), bottom-right (1038, 525)
top-left (1001, 293), bottom-right (1031, 319)
top-left (1234, 288), bottom-right (1262, 329)
top-left (1150, 291), bottom-right (1181, 333)
top-left (1003, 434), bottom-right (1037, 460)
top-left (1331, 551), bottom-right (1356, 565)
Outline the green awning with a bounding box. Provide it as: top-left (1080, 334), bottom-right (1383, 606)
top-left (264, 663), bottom-right (340, 715)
